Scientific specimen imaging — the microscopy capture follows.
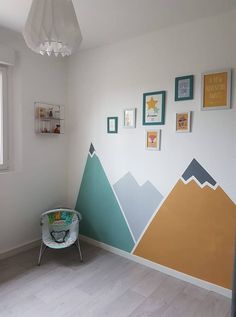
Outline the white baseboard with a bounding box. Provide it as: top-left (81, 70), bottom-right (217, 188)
top-left (80, 235), bottom-right (232, 299)
top-left (0, 239), bottom-right (41, 260)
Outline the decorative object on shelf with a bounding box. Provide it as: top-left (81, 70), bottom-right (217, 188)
top-left (145, 130), bottom-right (161, 150)
top-left (176, 111), bottom-right (191, 133)
top-left (107, 117), bottom-right (118, 134)
top-left (143, 91), bottom-right (166, 125)
top-left (175, 75), bottom-right (194, 101)
top-left (23, 0), bottom-right (82, 57)
top-left (124, 108), bottom-right (136, 128)
top-left (201, 69), bottom-right (231, 110)
top-left (35, 102), bottom-right (64, 134)
top-left (54, 125), bottom-right (61, 134)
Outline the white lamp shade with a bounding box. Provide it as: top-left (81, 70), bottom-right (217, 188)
top-left (23, 0), bottom-right (82, 57)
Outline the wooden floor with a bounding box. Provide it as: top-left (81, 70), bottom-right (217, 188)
top-left (0, 242), bottom-right (231, 317)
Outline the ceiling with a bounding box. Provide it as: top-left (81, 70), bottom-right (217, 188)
top-left (0, 0), bottom-right (235, 50)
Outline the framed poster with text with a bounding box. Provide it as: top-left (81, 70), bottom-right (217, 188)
top-left (175, 75), bottom-right (194, 101)
top-left (201, 69), bottom-right (231, 110)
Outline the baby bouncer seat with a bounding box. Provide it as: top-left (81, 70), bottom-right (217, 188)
top-left (38, 208), bottom-right (83, 265)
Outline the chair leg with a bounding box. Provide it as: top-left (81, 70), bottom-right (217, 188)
top-left (75, 239), bottom-right (83, 262)
top-left (38, 241), bottom-right (47, 266)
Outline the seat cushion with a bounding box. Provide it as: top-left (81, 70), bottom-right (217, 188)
top-left (43, 231), bottom-right (78, 249)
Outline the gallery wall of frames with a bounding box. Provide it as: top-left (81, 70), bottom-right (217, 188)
top-left (67, 12), bottom-right (236, 294)
top-left (106, 69), bottom-right (231, 150)
top-left (75, 67), bottom-right (235, 291)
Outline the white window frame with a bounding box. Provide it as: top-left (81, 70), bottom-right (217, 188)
top-left (0, 65), bottom-right (8, 171)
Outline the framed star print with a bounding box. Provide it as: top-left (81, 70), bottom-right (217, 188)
top-left (145, 129), bottom-right (161, 150)
top-left (143, 91), bottom-right (166, 125)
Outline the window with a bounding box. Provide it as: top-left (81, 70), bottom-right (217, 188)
top-left (0, 65), bottom-right (8, 170)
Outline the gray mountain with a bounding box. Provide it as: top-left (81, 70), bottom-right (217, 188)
top-left (89, 143), bottom-right (95, 156)
top-left (114, 172), bottom-right (163, 242)
top-left (182, 159), bottom-right (216, 187)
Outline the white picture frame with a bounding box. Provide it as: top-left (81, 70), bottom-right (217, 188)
top-left (124, 108), bottom-right (136, 128)
top-left (145, 129), bottom-right (161, 151)
top-left (201, 69), bottom-right (231, 111)
top-left (175, 111), bottom-right (191, 133)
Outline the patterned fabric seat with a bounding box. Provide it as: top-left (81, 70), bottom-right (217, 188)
top-left (38, 208), bottom-right (83, 265)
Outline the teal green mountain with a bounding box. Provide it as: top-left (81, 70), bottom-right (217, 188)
top-left (75, 145), bottom-right (135, 252)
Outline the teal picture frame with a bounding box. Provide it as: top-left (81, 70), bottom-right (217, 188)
top-left (107, 117), bottom-right (118, 133)
top-left (143, 91), bottom-right (166, 125)
top-left (175, 75), bottom-right (194, 101)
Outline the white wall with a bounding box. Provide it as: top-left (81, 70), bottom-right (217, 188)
top-left (0, 27), bottom-right (68, 253)
top-left (67, 10), bottom-right (236, 207)
top-left (1, 10), bottom-right (235, 255)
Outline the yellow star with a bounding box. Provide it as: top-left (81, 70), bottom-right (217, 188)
top-left (147, 97), bottom-right (157, 110)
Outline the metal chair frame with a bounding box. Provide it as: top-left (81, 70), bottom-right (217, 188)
top-left (38, 208), bottom-right (83, 265)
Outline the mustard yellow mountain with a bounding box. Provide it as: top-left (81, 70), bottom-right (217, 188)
top-left (134, 180), bottom-right (236, 289)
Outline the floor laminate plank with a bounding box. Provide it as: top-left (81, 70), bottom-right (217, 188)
top-left (129, 276), bottom-right (195, 316)
top-left (99, 289), bottom-right (146, 317)
top-left (131, 269), bottom-right (167, 298)
top-left (191, 292), bottom-right (231, 317)
top-left (0, 242), bottom-right (231, 317)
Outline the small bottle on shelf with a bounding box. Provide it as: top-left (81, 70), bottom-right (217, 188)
top-left (54, 124), bottom-right (60, 134)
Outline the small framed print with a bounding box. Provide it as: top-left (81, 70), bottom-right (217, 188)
top-left (145, 130), bottom-right (161, 151)
top-left (107, 117), bottom-right (118, 133)
top-left (176, 111), bottom-right (191, 133)
top-left (143, 91), bottom-right (166, 125)
top-left (124, 108), bottom-right (136, 128)
top-left (201, 69), bottom-right (231, 110)
top-left (175, 75), bottom-right (194, 101)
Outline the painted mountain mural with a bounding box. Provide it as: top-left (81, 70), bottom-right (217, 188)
top-left (182, 158), bottom-right (217, 188)
top-left (114, 172), bottom-right (163, 242)
top-left (134, 159), bottom-right (236, 289)
top-left (75, 144), bottom-right (135, 252)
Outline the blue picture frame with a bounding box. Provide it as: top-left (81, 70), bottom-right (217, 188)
top-left (175, 75), bottom-right (194, 101)
top-left (143, 91), bottom-right (166, 125)
top-left (107, 117), bottom-right (118, 133)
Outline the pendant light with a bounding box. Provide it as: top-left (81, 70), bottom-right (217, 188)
top-left (23, 0), bottom-right (82, 57)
